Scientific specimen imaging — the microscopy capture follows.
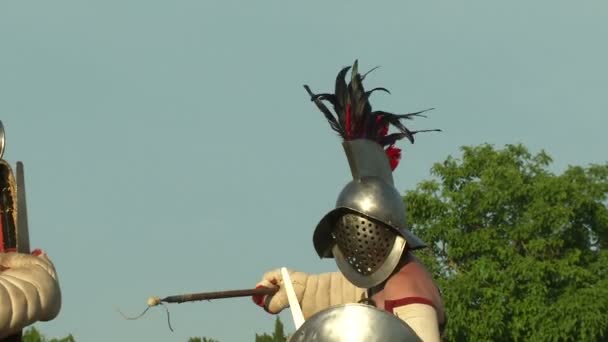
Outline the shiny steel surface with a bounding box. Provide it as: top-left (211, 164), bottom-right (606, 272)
top-left (313, 139), bottom-right (426, 287)
top-left (334, 214), bottom-right (396, 275)
top-left (333, 235), bottom-right (406, 288)
top-left (290, 303), bottom-right (421, 342)
top-left (0, 121), bottom-right (5, 159)
top-left (336, 177), bottom-right (408, 228)
top-left (342, 139), bottom-right (394, 185)
top-left (313, 177), bottom-right (426, 259)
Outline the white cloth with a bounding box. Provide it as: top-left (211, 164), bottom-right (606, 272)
top-left (393, 303), bottom-right (441, 342)
top-left (256, 269), bottom-right (365, 319)
top-left (0, 251), bottom-right (61, 338)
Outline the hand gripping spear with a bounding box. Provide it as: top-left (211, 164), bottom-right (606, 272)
top-left (0, 121), bottom-right (31, 342)
top-left (122, 286), bottom-right (278, 331)
top-left (123, 268), bottom-right (305, 332)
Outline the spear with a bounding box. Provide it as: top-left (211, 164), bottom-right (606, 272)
top-left (121, 286), bottom-right (278, 331)
top-left (137, 269), bottom-right (304, 331)
top-left (147, 286), bottom-right (278, 306)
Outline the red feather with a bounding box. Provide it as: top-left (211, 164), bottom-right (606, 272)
top-left (376, 115), bottom-right (389, 137)
top-left (385, 145), bottom-right (402, 170)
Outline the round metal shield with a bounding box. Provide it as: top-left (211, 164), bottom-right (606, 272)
top-left (289, 303), bottom-right (421, 342)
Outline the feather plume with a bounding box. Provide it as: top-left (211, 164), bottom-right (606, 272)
top-left (304, 85), bottom-right (344, 138)
top-left (361, 65), bottom-right (381, 80)
top-left (303, 60), bottom-right (441, 170)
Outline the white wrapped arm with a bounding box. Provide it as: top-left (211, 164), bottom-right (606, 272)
top-left (393, 303), bottom-right (440, 342)
top-left (254, 269), bottom-right (365, 319)
top-left (386, 297), bottom-right (441, 342)
top-left (0, 251), bottom-right (61, 338)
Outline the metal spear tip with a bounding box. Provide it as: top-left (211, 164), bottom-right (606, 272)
top-left (0, 120), bottom-right (5, 159)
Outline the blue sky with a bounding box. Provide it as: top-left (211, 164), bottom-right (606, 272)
top-left (1, 1), bottom-right (606, 341)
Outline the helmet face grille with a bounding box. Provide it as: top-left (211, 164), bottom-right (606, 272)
top-left (333, 213), bottom-right (396, 276)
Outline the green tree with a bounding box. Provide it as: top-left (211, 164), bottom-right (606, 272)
top-left (405, 144), bottom-right (608, 341)
top-left (187, 337), bottom-right (219, 342)
top-left (23, 327), bottom-right (75, 342)
top-left (187, 317), bottom-right (288, 342)
top-left (255, 317), bottom-right (288, 342)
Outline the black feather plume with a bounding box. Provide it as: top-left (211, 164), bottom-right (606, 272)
top-left (303, 60), bottom-right (440, 148)
top-left (304, 85), bottom-right (344, 138)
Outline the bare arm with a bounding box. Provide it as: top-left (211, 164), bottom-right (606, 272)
top-left (383, 261), bottom-right (443, 342)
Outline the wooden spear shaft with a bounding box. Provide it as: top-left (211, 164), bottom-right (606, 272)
top-left (119, 287), bottom-right (279, 332)
top-left (155, 287), bottom-right (278, 305)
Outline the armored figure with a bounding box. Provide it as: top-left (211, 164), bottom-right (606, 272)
top-left (0, 124), bottom-right (61, 339)
top-left (253, 62), bottom-right (445, 341)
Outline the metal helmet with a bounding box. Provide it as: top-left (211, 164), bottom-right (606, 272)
top-left (313, 140), bottom-right (426, 288)
top-left (290, 303), bottom-right (421, 342)
top-left (304, 60), bottom-right (439, 288)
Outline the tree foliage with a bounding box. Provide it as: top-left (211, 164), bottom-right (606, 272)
top-left (187, 337), bottom-right (219, 342)
top-left (186, 317), bottom-right (287, 342)
top-left (23, 327), bottom-right (75, 342)
top-left (254, 317), bottom-right (288, 342)
top-left (25, 317), bottom-right (287, 342)
top-left (405, 144), bottom-right (608, 341)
